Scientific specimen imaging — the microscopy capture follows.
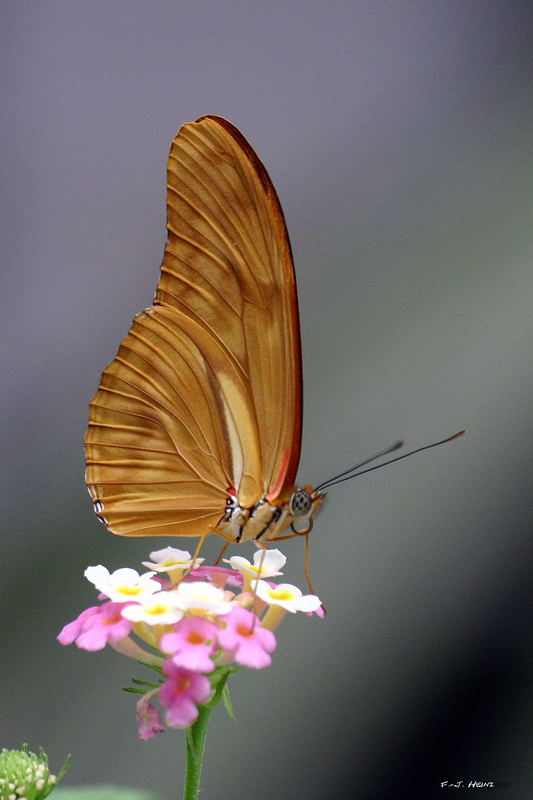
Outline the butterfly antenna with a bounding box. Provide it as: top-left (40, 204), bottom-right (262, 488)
top-left (320, 430), bottom-right (465, 490)
top-left (316, 440), bottom-right (404, 491)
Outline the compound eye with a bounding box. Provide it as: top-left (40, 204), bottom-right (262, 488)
top-left (290, 489), bottom-right (313, 517)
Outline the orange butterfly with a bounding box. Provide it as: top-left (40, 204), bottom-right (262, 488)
top-left (85, 115), bottom-right (323, 545)
top-left (85, 115), bottom-right (463, 549)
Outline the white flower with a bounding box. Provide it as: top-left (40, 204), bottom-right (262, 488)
top-left (84, 565), bottom-right (160, 603)
top-left (254, 580), bottom-right (321, 613)
top-left (121, 591), bottom-right (183, 625)
top-left (175, 581), bottom-right (232, 616)
top-left (225, 548), bottom-right (286, 579)
top-left (142, 547), bottom-right (204, 573)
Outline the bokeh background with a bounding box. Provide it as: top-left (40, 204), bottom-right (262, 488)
top-left (2, 2), bottom-right (531, 798)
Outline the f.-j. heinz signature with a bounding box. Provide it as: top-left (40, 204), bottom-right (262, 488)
top-left (441, 781), bottom-right (495, 789)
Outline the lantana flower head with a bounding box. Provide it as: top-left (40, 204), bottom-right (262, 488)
top-left (59, 547), bottom-right (322, 741)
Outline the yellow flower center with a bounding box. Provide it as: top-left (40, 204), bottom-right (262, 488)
top-left (117, 586), bottom-right (141, 596)
top-left (270, 588), bottom-right (293, 601)
top-left (147, 604), bottom-right (168, 616)
top-left (177, 675), bottom-right (191, 693)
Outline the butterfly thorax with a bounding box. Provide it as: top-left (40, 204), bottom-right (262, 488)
top-left (219, 488), bottom-right (324, 543)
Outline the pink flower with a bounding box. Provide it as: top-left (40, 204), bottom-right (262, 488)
top-left (306, 605), bottom-right (326, 618)
top-left (217, 607), bottom-right (276, 669)
top-left (160, 618), bottom-right (218, 673)
top-left (57, 603), bottom-right (132, 651)
top-left (160, 662), bottom-right (211, 729)
top-left (57, 606), bottom-right (99, 645)
top-left (136, 694), bottom-right (165, 741)
top-left (187, 565), bottom-right (243, 589)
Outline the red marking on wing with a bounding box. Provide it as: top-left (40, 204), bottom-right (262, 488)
top-left (266, 449), bottom-right (291, 503)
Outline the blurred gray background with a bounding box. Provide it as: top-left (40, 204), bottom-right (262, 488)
top-left (2, 1), bottom-right (531, 798)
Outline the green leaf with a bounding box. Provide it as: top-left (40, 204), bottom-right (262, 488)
top-left (122, 671), bottom-right (163, 694)
top-left (202, 665), bottom-right (240, 712)
top-left (131, 678), bottom-right (160, 688)
top-left (56, 754), bottom-right (73, 786)
top-left (222, 683), bottom-right (236, 720)
top-left (137, 660), bottom-right (163, 675)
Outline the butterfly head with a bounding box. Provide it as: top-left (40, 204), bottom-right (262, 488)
top-left (288, 486), bottom-right (325, 535)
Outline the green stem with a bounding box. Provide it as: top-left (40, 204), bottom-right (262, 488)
top-left (183, 704), bottom-right (212, 800)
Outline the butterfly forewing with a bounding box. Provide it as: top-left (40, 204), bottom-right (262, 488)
top-left (85, 115), bottom-right (302, 538)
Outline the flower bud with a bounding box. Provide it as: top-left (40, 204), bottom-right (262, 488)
top-left (0, 745), bottom-right (70, 800)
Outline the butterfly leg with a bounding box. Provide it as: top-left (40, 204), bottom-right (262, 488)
top-left (211, 525), bottom-right (240, 543)
top-left (250, 545), bottom-right (269, 629)
top-left (303, 532), bottom-right (319, 597)
top-left (172, 533), bottom-right (209, 586)
top-left (271, 530), bottom-right (322, 604)
top-left (268, 531), bottom-right (301, 542)
top-left (213, 540), bottom-right (229, 566)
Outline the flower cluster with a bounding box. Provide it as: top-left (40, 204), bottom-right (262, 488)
top-left (0, 745), bottom-right (70, 800)
top-left (58, 548), bottom-right (322, 740)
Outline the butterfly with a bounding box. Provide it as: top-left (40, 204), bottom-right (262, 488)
top-left (85, 115), bottom-right (464, 549)
top-left (85, 115), bottom-right (324, 546)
